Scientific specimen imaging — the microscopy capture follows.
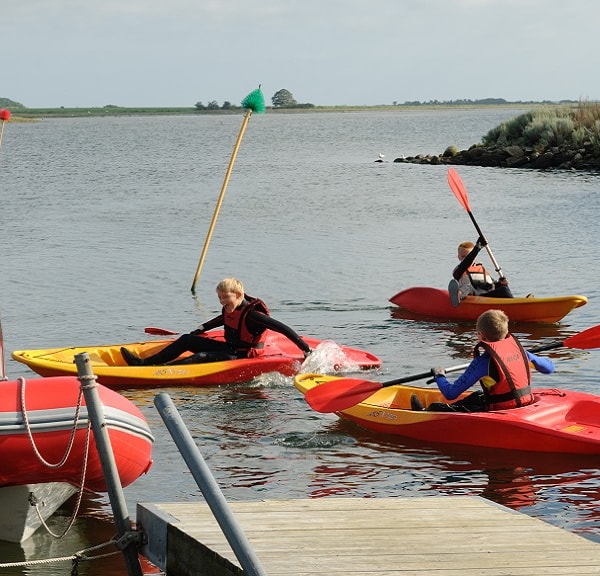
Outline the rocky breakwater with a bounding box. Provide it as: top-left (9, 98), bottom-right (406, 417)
top-left (394, 142), bottom-right (600, 170)
top-left (393, 105), bottom-right (600, 171)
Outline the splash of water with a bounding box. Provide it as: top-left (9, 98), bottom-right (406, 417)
top-left (299, 340), bottom-right (360, 374)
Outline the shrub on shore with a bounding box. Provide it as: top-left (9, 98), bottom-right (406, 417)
top-left (482, 101), bottom-right (600, 154)
top-left (395, 100), bottom-right (600, 170)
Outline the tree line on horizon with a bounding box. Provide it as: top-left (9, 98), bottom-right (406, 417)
top-left (397, 98), bottom-right (578, 106)
top-left (0, 94), bottom-right (581, 112)
top-left (195, 93), bottom-right (580, 110)
top-left (195, 89), bottom-right (316, 110)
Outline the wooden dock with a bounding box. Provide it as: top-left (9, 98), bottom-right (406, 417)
top-left (137, 496), bottom-right (600, 575)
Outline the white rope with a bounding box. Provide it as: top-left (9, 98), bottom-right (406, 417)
top-left (20, 376), bottom-right (83, 468)
top-left (19, 376), bottom-right (93, 538)
top-left (0, 538), bottom-right (121, 568)
top-left (33, 423), bottom-right (91, 538)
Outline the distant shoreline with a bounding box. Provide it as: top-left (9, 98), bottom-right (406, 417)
top-left (9, 102), bottom-right (544, 119)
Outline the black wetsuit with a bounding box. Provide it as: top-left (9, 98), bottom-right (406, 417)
top-left (140, 307), bottom-right (311, 365)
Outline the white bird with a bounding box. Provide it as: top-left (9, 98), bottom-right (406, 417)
top-left (378, 153), bottom-right (385, 159)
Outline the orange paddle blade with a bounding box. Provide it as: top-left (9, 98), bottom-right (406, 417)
top-left (145, 326), bottom-right (179, 335)
top-left (562, 324), bottom-right (600, 350)
top-left (304, 363), bottom-right (470, 413)
top-left (305, 378), bottom-right (384, 413)
top-left (529, 324), bottom-right (600, 354)
top-left (447, 168), bottom-right (471, 212)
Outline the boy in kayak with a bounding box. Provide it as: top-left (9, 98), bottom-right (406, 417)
top-left (121, 277), bottom-right (312, 365)
top-left (411, 309), bottom-right (555, 412)
top-left (448, 237), bottom-right (513, 306)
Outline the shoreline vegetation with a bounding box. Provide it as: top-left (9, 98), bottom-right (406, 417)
top-left (1, 103), bottom-right (539, 118)
top-left (394, 101), bottom-right (600, 171)
top-left (0, 96), bottom-right (569, 119)
top-left (2, 97), bottom-right (599, 171)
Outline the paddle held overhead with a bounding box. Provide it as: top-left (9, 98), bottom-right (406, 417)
top-left (447, 167), bottom-right (506, 280)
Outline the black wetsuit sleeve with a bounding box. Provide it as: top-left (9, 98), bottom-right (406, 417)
top-left (452, 244), bottom-right (482, 280)
top-left (246, 310), bottom-right (311, 354)
top-left (201, 314), bottom-right (224, 331)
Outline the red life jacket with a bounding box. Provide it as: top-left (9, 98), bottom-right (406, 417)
top-left (223, 295), bottom-right (270, 357)
top-left (466, 263), bottom-right (495, 293)
top-left (475, 334), bottom-right (533, 410)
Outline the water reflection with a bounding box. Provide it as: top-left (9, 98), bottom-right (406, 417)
top-left (390, 309), bottom-right (592, 362)
top-left (327, 420), bottom-right (600, 543)
top-left (0, 494), bottom-right (160, 576)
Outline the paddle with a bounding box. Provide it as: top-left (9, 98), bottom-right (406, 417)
top-left (447, 167), bottom-right (506, 280)
top-left (145, 327), bottom-right (179, 335)
top-left (305, 324), bottom-right (600, 413)
top-left (304, 363), bottom-right (471, 413)
top-left (190, 87), bottom-right (266, 294)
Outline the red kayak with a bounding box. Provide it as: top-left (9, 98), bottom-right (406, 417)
top-left (295, 374), bottom-right (600, 455)
top-left (390, 286), bottom-right (587, 323)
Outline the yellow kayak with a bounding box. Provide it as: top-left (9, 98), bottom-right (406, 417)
top-left (12, 330), bottom-right (381, 389)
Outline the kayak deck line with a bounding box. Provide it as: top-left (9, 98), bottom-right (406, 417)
top-left (137, 496), bottom-right (600, 575)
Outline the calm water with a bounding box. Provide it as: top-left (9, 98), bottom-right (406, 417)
top-left (1, 109), bottom-right (600, 574)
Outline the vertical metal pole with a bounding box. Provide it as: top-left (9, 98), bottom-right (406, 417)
top-left (74, 352), bottom-right (143, 576)
top-left (154, 392), bottom-right (268, 576)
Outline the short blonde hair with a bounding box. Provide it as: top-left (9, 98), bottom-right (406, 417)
top-left (457, 241), bottom-right (474, 259)
top-left (216, 277), bottom-right (244, 295)
top-left (476, 309), bottom-right (509, 341)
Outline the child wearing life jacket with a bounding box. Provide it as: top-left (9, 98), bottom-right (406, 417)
top-left (448, 237), bottom-right (513, 306)
top-left (410, 309), bottom-right (555, 412)
top-left (121, 277), bottom-right (312, 366)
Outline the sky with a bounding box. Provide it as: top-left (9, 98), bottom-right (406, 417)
top-left (3, 0), bottom-right (600, 108)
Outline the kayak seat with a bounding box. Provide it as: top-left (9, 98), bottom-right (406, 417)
top-left (97, 350), bottom-right (120, 365)
top-left (564, 401), bottom-right (600, 427)
top-left (88, 352), bottom-right (109, 365)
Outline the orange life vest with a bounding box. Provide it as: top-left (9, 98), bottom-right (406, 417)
top-left (466, 263), bottom-right (495, 293)
top-left (223, 295), bottom-right (269, 357)
top-left (475, 334), bottom-right (533, 410)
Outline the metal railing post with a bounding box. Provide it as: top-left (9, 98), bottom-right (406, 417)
top-left (74, 352), bottom-right (143, 576)
top-left (154, 392), bottom-right (268, 576)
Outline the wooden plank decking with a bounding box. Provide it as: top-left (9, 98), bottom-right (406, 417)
top-left (137, 496), bottom-right (600, 575)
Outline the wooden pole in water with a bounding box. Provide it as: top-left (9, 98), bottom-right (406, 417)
top-left (190, 88), bottom-right (265, 294)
